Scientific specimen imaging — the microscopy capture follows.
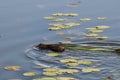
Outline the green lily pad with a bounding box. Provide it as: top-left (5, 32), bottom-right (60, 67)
top-left (23, 72), bottom-right (37, 76)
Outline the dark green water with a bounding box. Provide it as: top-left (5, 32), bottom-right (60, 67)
top-left (0, 0), bottom-right (120, 80)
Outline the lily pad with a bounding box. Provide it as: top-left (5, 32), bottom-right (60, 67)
top-left (78, 61), bottom-right (93, 65)
top-left (85, 33), bottom-right (98, 37)
top-left (46, 53), bottom-right (60, 57)
top-left (66, 62), bottom-right (79, 67)
top-left (96, 26), bottom-right (110, 29)
top-left (96, 36), bottom-right (108, 40)
top-left (60, 69), bottom-right (79, 74)
top-left (33, 78), bottom-right (56, 80)
top-left (56, 77), bottom-right (76, 80)
top-left (43, 68), bottom-right (58, 72)
top-left (23, 72), bottom-right (37, 76)
top-left (4, 66), bottom-right (21, 71)
top-left (60, 59), bottom-right (77, 63)
top-left (80, 18), bottom-right (91, 21)
top-left (42, 72), bottom-right (58, 76)
top-left (48, 27), bottom-right (61, 31)
top-left (82, 68), bottom-right (101, 73)
top-left (59, 40), bottom-right (72, 44)
top-left (88, 29), bottom-right (103, 33)
top-left (44, 16), bottom-right (55, 20)
top-left (97, 17), bottom-right (106, 20)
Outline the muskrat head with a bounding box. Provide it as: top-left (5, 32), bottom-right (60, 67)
top-left (115, 48), bottom-right (120, 54)
top-left (36, 43), bottom-right (48, 49)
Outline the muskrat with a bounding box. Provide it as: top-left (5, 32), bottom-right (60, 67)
top-left (36, 43), bottom-right (65, 52)
top-left (36, 43), bottom-right (120, 54)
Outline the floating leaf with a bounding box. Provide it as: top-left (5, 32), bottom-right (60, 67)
top-left (56, 77), bottom-right (76, 80)
top-left (43, 68), bottom-right (58, 72)
top-left (59, 40), bottom-right (72, 44)
top-left (60, 59), bottom-right (77, 63)
top-left (96, 26), bottom-right (110, 29)
top-left (65, 22), bottom-right (80, 27)
top-left (33, 78), bottom-right (56, 80)
top-left (52, 13), bottom-right (78, 17)
top-left (96, 36), bottom-right (108, 40)
top-left (82, 68), bottom-right (101, 73)
top-left (52, 18), bottom-right (65, 22)
top-left (4, 66), bottom-right (21, 71)
top-left (78, 61), bottom-right (93, 65)
top-left (23, 72), bottom-right (37, 76)
top-left (60, 69), bottom-right (79, 74)
top-left (44, 16), bottom-right (55, 20)
top-left (46, 53), bottom-right (60, 57)
top-left (42, 72), bottom-right (58, 76)
top-left (85, 28), bottom-right (97, 30)
top-left (48, 27), bottom-right (61, 31)
top-left (85, 33), bottom-right (98, 37)
top-left (80, 18), bottom-right (91, 21)
top-left (66, 62), bottom-right (79, 67)
top-left (49, 24), bottom-right (63, 27)
top-left (88, 29), bottom-right (103, 33)
top-left (97, 16), bottom-right (106, 20)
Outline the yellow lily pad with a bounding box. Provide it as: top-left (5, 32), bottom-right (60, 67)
top-left (80, 18), bottom-right (91, 21)
top-left (60, 69), bottom-right (79, 74)
top-left (33, 78), bottom-right (56, 80)
top-left (43, 72), bottom-right (58, 76)
top-left (85, 33), bottom-right (98, 37)
top-left (23, 72), bottom-right (37, 76)
top-left (43, 68), bottom-right (58, 72)
top-left (65, 22), bottom-right (80, 27)
top-left (4, 66), bottom-right (21, 71)
top-left (52, 18), bottom-right (65, 22)
top-left (78, 61), bottom-right (92, 65)
top-left (66, 62), bottom-right (79, 67)
top-left (46, 53), bottom-right (60, 57)
top-left (96, 26), bottom-right (110, 29)
top-left (97, 17), bottom-right (106, 20)
top-left (59, 40), bottom-right (72, 44)
top-left (60, 59), bottom-right (77, 63)
top-left (44, 16), bottom-right (55, 20)
top-left (56, 77), bottom-right (75, 80)
top-left (48, 27), bottom-right (61, 31)
top-left (85, 28), bottom-right (97, 30)
top-left (96, 36), bottom-right (108, 40)
top-left (82, 68), bottom-right (101, 73)
top-left (89, 29), bottom-right (103, 33)
top-left (49, 24), bottom-right (63, 27)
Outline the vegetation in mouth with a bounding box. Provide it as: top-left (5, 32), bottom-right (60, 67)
top-left (36, 43), bottom-right (120, 54)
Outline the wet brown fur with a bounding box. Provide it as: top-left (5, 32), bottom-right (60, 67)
top-left (36, 43), bottom-right (65, 52)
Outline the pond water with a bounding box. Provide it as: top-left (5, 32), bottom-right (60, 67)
top-left (0, 0), bottom-right (120, 80)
